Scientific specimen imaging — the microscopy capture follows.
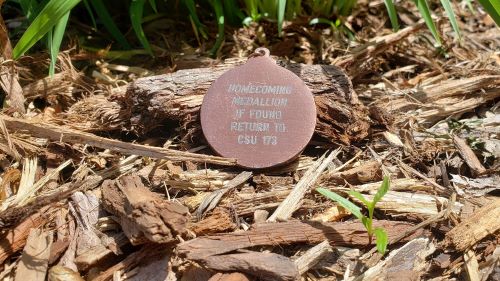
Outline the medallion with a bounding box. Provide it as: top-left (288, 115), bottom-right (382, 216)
top-left (200, 48), bottom-right (316, 168)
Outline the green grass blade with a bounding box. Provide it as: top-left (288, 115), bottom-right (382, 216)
top-left (477, 0), bottom-right (500, 26)
top-left (89, 0), bottom-right (131, 49)
top-left (148, 0), bottom-right (158, 13)
top-left (373, 176), bottom-right (390, 206)
top-left (12, 0), bottom-right (81, 59)
top-left (18, 0), bottom-right (39, 21)
top-left (317, 188), bottom-right (364, 220)
top-left (341, 0), bottom-right (358, 16)
top-left (286, 0), bottom-right (301, 19)
top-left (383, 0), bottom-right (400, 31)
top-left (374, 228), bottom-right (388, 254)
top-left (244, 0), bottom-right (259, 21)
top-left (415, 0), bottom-right (442, 47)
top-left (82, 45), bottom-right (150, 59)
top-left (259, 0), bottom-right (277, 19)
top-left (277, 0), bottom-right (286, 36)
top-left (209, 0), bottom-right (224, 57)
top-left (223, 0), bottom-right (244, 26)
top-left (82, 0), bottom-right (97, 28)
top-left (130, 0), bottom-right (153, 56)
top-left (183, 0), bottom-right (208, 39)
top-left (48, 11), bottom-right (70, 76)
top-left (440, 0), bottom-right (461, 39)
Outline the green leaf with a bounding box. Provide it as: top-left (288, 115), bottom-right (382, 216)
top-left (316, 188), bottom-right (364, 221)
top-left (477, 0), bottom-right (500, 26)
top-left (48, 11), bottom-right (70, 76)
top-left (130, 0), bottom-right (153, 56)
top-left (383, 0), bottom-right (399, 31)
top-left (89, 0), bottom-right (131, 49)
top-left (148, 0), bottom-right (158, 13)
top-left (277, 0), bottom-right (286, 36)
top-left (373, 176), bottom-right (390, 206)
top-left (209, 0), bottom-right (225, 57)
top-left (440, 0), bottom-right (461, 39)
top-left (415, 0), bottom-right (442, 47)
top-left (348, 190), bottom-right (370, 207)
top-left (13, 0), bottom-right (81, 59)
top-left (374, 227), bottom-right (388, 254)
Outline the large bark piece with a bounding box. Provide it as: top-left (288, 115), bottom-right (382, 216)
top-left (69, 59), bottom-right (369, 145)
top-left (177, 220), bottom-right (423, 259)
top-left (101, 175), bottom-right (189, 245)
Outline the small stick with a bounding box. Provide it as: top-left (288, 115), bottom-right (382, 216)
top-left (452, 135), bottom-right (486, 176)
top-left (294, 241), bottom-right (332, 275)
top-left (0, 115), bottom-right (236, 166)
top-left (398, 160), bottom-right (450, 196)
top-left (196, 171), bottom-right (253, 219)
top-left (268, 149), bottom-right (340, 222)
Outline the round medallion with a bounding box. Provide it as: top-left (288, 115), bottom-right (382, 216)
top-left (200, 48), bottom-right (317, 169)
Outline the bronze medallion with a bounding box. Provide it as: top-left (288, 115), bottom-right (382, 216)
top-left (200, 48), bottom-right (316, 169)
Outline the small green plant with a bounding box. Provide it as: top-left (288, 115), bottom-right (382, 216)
top-left (316, 176), bottom-right (390, 255)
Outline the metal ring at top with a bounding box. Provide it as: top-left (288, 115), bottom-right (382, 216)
top-left (248, 47), bottom-right (270, 58)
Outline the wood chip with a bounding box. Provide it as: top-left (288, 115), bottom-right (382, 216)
top-left (93, 245), bottom-right (165, 281)
top-left (253, 210), bottom-right (269, 223)
top-left (0, 20), bottom-right (25, 115)
top-left (196, 171), bottom-right (252, 218)
top-left (452, 135), bottom-right (486, 176)
top-left (355, 238), bottom-right (435, 281)
top-left (14, 229), bottom-right (54, 281)
top-left (294, 241), bottom-right (332, 275)
top-left (190, 208), bottom-right (237, 235)
top-left (322, 160), bottom-right (381, 185)
top-left (48, 266), bottom-right (84, 281)
top-left (197, 251), bottom-right (299, 281)
top-left (126, 252), bottom-right (174, 281)
top-left (268, 149), bottom-right (339, 222)
top-left (349, 190), bottom-right (462, 217)
top-left (74, 233), bottom-right (129, 270)
top-left (479, 246), bottom-right (500, 281)
top-left (464, 250), bottom-right (481, 281)
top-left (443, 198), bottom-right (500, 251)
top-left (208, 272), bottom-right (251, 281)
top-left (0, 209), bottom-right (48, 264)
top-left (101, 175), bottom-right (189, 244)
